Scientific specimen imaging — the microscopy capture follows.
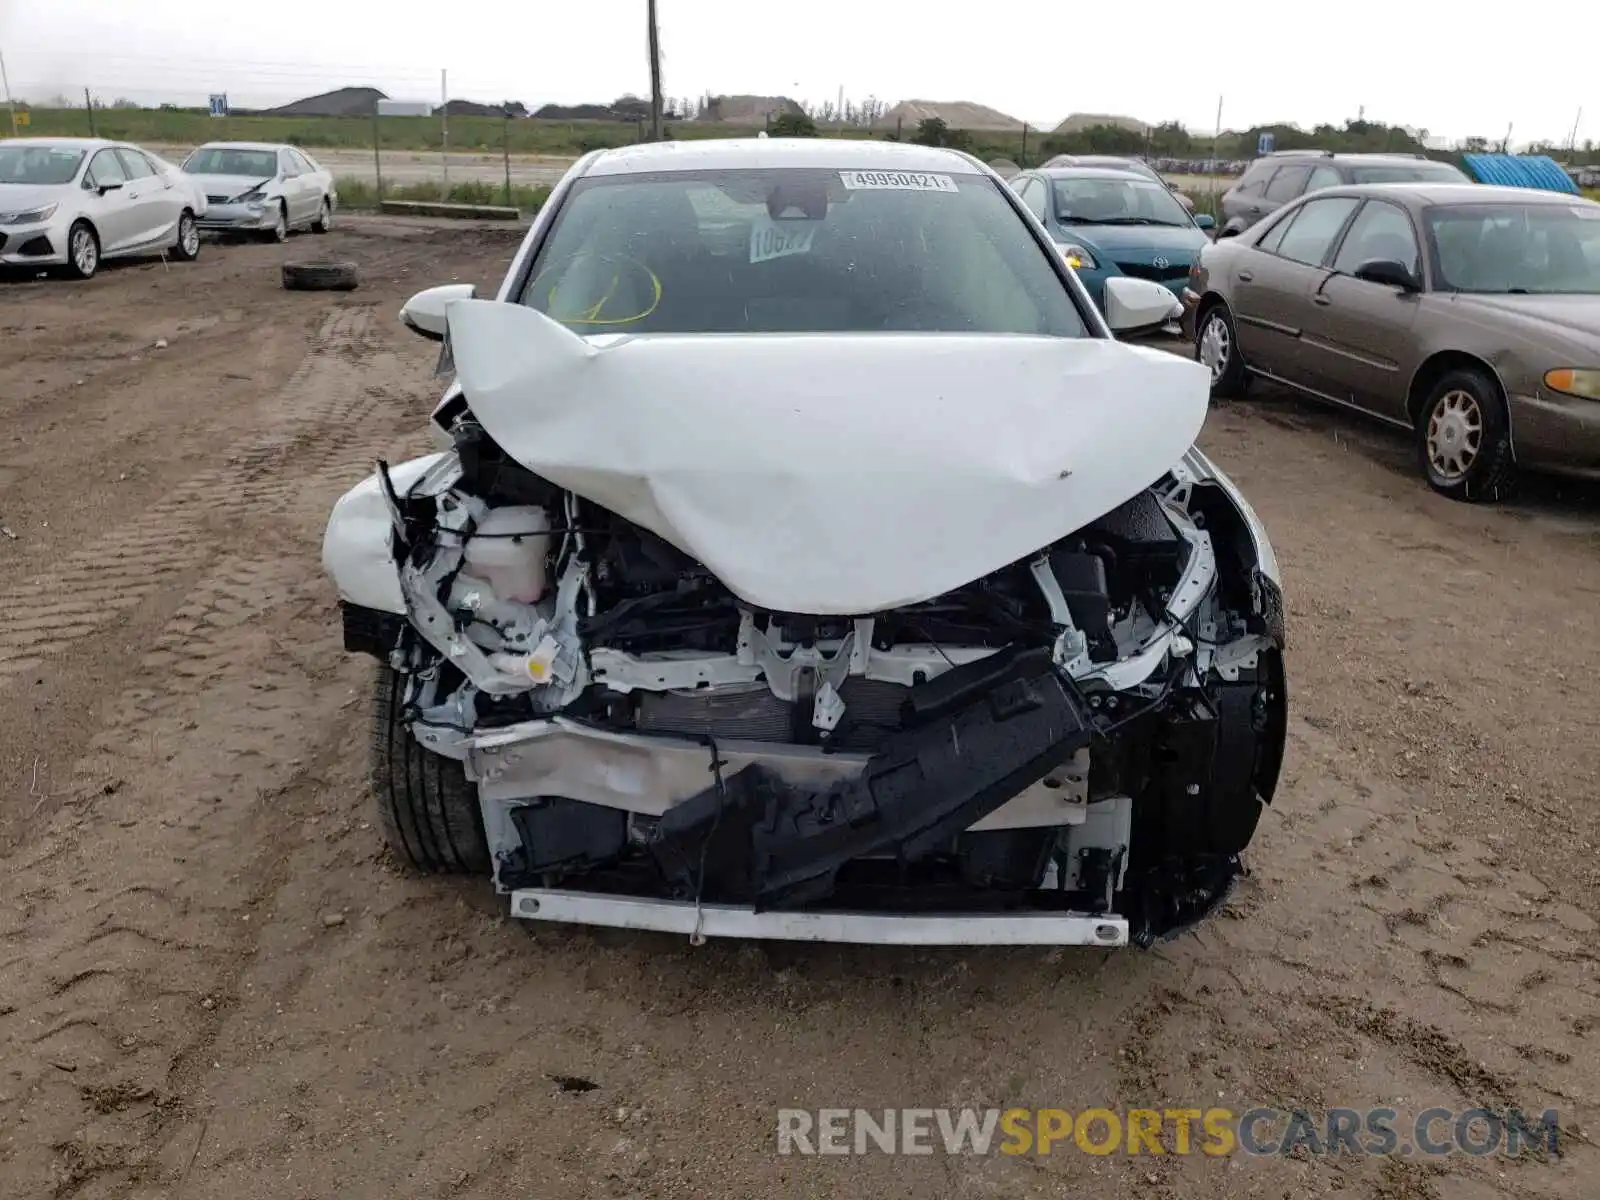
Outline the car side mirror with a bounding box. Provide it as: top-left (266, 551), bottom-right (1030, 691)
top-left (1103, 276), bottom-right (1183, 336)
top-left (401, 283), bottom-right (478, 342)
top-left (1353, 259), bottom-right (1420, 292)
top-left (1217, 224), bottom-right (1241, 240)
top-left (95, 180), bottom-right (123, 195)
top-left (1194, 213), bottom-right (1215, 231)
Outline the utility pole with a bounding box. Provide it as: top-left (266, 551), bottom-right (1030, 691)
top-left (84, 87), bottom-right (96, 137)
top-left (502, 107), bottom-right (512, 207)
top-left (0, 47), bottom-right (17, 137)
top-left (371, 106), bottom-right (384, 199)
top-left (1210, 95), bottom-right (1223, 212)
top-left (1568, 107), bottom-right (1582, 155)
top-left (440, 69), bottom-right (450, 192)
top-left (647, 0), bottom-right (664, 143)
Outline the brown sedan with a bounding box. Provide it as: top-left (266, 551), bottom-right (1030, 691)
top-left (1184, 182), bottom-right (1600, 500)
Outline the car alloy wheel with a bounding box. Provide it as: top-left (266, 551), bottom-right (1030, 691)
top-left (273, 208), bottom-right (288, 242)
top-left (1198, 310), bottom-right (1231, 382)
top-left (71, 226), bottom-right (98, 277)
top-left (1425, 389), bottom-right (1483, 482)
top-left (315, 201), bottom-right (332, 233)
top-left (179, 214), bottom-right (200, 258)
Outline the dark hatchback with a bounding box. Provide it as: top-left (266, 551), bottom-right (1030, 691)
top-left (1218, 151), bottom-right (1471, 236)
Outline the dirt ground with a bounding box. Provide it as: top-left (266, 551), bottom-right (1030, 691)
top-left (2, 221), bottom-right (1598, 1200)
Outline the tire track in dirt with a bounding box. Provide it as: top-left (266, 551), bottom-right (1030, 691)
top-left (0, 333), bottom-right (431, 1196)
top-left (0, 306), bottom-right (394, 688)
top-left (0, 551), bottom-right (345, 1198)
top-left (1092, 724), bottom-right (1600, 1197)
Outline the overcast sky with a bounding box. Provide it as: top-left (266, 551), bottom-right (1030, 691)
top-left (1, 0), bottom-right (1592, 144)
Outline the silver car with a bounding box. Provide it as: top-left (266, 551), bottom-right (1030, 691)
top-left (181, 142), bottom-right (337, 242)
top-left (0, 137), bottom-right (203, 279)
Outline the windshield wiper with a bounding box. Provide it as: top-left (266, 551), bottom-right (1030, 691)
top-left (1090, 216), bottom-right (1174, 226)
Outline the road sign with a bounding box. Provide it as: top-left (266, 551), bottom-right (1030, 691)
top-left (14, 111), bottom-right (28, 127)
top-left (208, 94), bottom-right (228, 118)
top-left (1257, 132), bottom-right (1275, 155)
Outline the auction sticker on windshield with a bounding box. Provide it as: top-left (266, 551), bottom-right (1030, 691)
top-left (749, 214), bottom-right (819, 264)
top-left (839, 170), bottom-right (959, 193)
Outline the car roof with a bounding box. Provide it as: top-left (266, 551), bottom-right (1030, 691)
top-left (191, 141), bottom-right (293, 153)
top-left (1286, 181), bottom-right (1592, 207)
top-left (1061, 155), bottom-right (1149, 167)
top-left (0, 136), bottom-right (118, 151)
top-left (1035, 166), bottom-right (1156, 182)
top-left (1267, 150), bottom-right (1441, 162)
top-left (583, 137), bottom-right (982, 177)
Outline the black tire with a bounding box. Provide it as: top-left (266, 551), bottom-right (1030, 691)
top-left (64, 220), bottom-right (100, 280)
top-left (1415, 367), bottom-right (1516, 503)
top-left (312, 199), bottom-right (333, 234)
top-left (170, 210), bottom-right (201, 262)
top-left (370, 665), bottom-right (491, 874)
top-left (281, 260), bottom-right (360, 292)
top-left (1195, 300), bottom-right (1249, 400)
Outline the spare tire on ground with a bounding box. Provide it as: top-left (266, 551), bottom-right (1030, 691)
top-left (282, 261), bottom-right (360, 292)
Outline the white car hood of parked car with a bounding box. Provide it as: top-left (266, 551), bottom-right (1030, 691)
top-left (0, 183), bottom-right (62, 212)
top-left (446, 299), bottom-right (1211, 614)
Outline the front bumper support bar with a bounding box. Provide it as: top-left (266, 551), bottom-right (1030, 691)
top-left (509, 889), bottom-right (1129, 946)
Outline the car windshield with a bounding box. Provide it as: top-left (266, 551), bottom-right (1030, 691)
top-left (1050, 176), bottom-right (1192, 227)
top-left (182, 147), bottom-right (278, 177)
top-left (1347, 162), bottom-right (1468, 185)
top-left (521, 166), bottom-right (1088, 336)
top-left (1427, 202), bottom-right (1600, 294)
top-left (0, 145), bottom-right (86, 185)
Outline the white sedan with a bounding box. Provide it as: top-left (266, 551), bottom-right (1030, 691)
top-left (0, 137), bottom-right (202, 279)
top-left (321, 138), bottom-right (1289, 949)
top-left (181, 141), bottom-right (336, 242)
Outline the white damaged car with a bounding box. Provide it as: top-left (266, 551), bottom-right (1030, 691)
top-left (322, 139), bottom-right (1288, 948)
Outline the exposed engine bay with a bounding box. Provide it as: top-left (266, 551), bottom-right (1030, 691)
top-left (334, 414), bottom-right (1288, 947)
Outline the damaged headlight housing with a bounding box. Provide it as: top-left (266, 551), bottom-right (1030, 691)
top-left (1543, 368), bottom-right (1600, 400)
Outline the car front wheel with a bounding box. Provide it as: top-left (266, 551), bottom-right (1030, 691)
top-left (171, 210), bottom-right (201, 261)
top-left (370, 665), bottom-right (490, 874)
top-left (65, 221), bottom-right (100, 280)
top-left (312, 199), bottom-right (333, 233)
top-left (1196, 302), bottom-right (1249, 400)
top-left (1416, 368), bottom-right (1515, 502)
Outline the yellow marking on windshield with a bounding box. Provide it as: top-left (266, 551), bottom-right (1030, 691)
top-left (534, 252), bottom-right (664, 326)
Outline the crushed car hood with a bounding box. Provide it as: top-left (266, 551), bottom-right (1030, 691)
top-left (446, 299), bottom-right (1210, 614)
